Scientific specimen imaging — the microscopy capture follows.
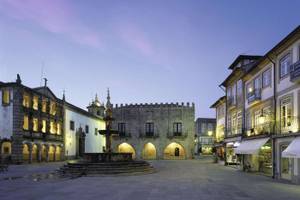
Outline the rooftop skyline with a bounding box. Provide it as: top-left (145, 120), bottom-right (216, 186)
top-left (1, 0), bottom-right (300, 118)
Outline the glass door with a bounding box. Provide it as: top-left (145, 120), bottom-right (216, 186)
top-left (281, 145), bottom-right (292, 180)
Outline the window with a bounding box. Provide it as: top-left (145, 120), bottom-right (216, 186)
top-left (57, 123), bottom-right (61, 135)
top-left (246, 112), bottom-right (251, 130)
top-left (173, 122), bottom-right (182, 136)
top-left (263, 106), bottom-right (272, 122)
top-left (227, 87), bottom-right (232, 99)
top-left (237, 111), bottom-right (242, 132)
top-left (254, 110), bottom-right (262, 127)
top-left (237, 80), bottom-right (243, 97)
top-left (70, 121), bottom-right (75, 131)
top-left (281, 97), bottom-right (292, 129)
top-left (201, 123), bottom-right (207, 133)
top-left (42, 98), bottom-right (47, 112)
top-left (262, 68), bottom-right (271, 88)
top-left (145, 122), bottom-right (154, 136)
top-left (227, 115), bottom-right (232, 135)
top-left (246, 82), bottom-right (253, 96)
top-left (23, 115), bottom-right (29, 130)
top-left (232, 113), bottom-right (237, 134)
top-left (50, 121), bottom-right (56, 134)
top-left (118, 123), bottom-right (126, 135)
top-left (49, 101), bottom-right (56, 115)
top-left (42, 120), bottom-right (46, 133)
top-left (280, 54), bottom-right (291, 78)
top-left (85, 125), bottom-right (89, 134)
top-left (95, 128), bottom-right (98, 135)
top-left (254, 76), bottom-right (261, 90)
top-left (32, 118), bottom-right (38, 132)
top-left (2, 89), bottom-right (10, 105)
top-left (33, 96), bottom-right (39, 110)
top-left (232, 83), bottom-right (236, 103)
top-left (23, 93), bottom-right (30, 108)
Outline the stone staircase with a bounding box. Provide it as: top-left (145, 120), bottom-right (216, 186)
top-left (58, 160), bottom-right (155, 177)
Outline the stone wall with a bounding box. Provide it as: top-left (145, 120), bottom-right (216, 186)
top-left (111, 102), bottom-right (195, 159)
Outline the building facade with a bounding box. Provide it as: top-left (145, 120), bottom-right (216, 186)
top-left (111, 103), bottom-right (195, 160)
top-left (64, 96), bottom-right (106, 159)
top-left (211, 26), bottom-right (300, 184)
top-left (195, 118), bottom-right (216, 155)
top-left (0, 76), bottom-right (64, 163)
top-left (210, 96), bottom-right (226, 163)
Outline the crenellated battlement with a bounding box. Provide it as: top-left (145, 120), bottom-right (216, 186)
top-left (113, 102), bottom-right (195, 109)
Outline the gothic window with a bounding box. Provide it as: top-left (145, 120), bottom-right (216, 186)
top-left (42, 120), bottom-right (46, 133)
top-left (173, 122), bottom-right (182, 136)
top-left (42, 98), bottom-right (47, 112)
top-left (50, 121), bottom-right (56, 134)
top-left (85, 125), bottom-right (89, 134)
top-left (95, 128), bottom-right (98, 136)
top-left (145, 122), bottom-right (154, 136)
top-left (57, 123), bottom-right (61, 135)
top-left (49, 101), bottom-right (56, 115)
top-left (118, 123), bottom-right (126, 136)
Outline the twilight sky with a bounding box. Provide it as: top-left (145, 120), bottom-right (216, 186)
top-left (0, 0), bottom-right (300, 118)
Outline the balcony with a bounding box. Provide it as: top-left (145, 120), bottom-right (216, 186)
top-left (167, 132), bottom-right (187, 139)
top-left (139, 132), bottom-right (159, 138)
top-left (45, 134), bottom-right (63, 142)
top-left (290, 60), bottom-right (300, 83)
top-left (246, 121), bottom-right (274, 137)
top-left (117, 132), bottom-right (131, 138)
top-left (247, 89), bottom-right (261, 104)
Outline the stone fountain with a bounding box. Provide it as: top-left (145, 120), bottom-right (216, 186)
top-left (59, 90), bottom-right (154, 176)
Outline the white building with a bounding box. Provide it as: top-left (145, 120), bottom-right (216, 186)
top-left (64, 96), bottom-right (106, 159)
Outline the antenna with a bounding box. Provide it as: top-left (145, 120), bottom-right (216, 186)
top-left (40, 61), bottom-right (45, 87)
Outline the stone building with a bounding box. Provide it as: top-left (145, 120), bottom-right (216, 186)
top-left (195, 118), bottom-right (216, 155)
top-left (0, 76), bottom-right (64, 163)
top-left (111, 103), bottom-right (195, 160)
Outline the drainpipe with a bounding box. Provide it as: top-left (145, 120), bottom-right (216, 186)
top-left (267, 55), bottom-right (276, 179)
top-left (219, 84), bottom-right (227, 165)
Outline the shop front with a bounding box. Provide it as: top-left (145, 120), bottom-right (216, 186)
top-left (276, 136), bottom-right (300, 184)
top-left (215, 143), bottom-right (225, 164)
top-left (235, 137), bottom-right (272, 176)
top-left (224, 136), bottom-right (241, 166)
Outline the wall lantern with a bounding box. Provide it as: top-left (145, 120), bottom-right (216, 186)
top-left (208, 131), bottom-right (213, 136)
top-left (258, 113), bottom-right (265, 124)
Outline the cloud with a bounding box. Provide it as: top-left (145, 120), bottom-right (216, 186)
top-left (118, 22), bottom-right (154, 57)
top-left (0, 0), bottom-right (103, 48)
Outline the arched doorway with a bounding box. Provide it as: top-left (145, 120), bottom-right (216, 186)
top-left (41, 145), bottom-right (47, 161)
top-left (22, 144), bottom-right (30, 162)
top-left (48, 145), bottom-right (55, 161)
top-left (118, 143), bottom-right (136, 159)
top-left (163, 142), bottom-right (186, 160)
top-left (31, 144), bottom-right (38, 162)
top-left (55, 146), bottom-right (61, 161)
top-left (1, 141), bottom-right (11, 155)
top-left (142, 143), bottom-right (156, 160)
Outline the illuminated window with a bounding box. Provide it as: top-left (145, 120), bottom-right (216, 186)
top-left (50, 121), bottom-right (56, 134)
top-left (23, 93), bottom-right (31, 108)
top-left (281, 97), bottom-right (292, 129)
top-left (57, 123), bottom-right (61, 135)
top-left (32, 118), bottom-right (38, 132)
top-left (49, 101), bottom-right (56, 115)
top-left (33, 96), bottom-right (39, 110)
top-left (42, 98), bottom-right (47, 112)
top-left (42, 120), bottom-right (46, 133)
top-left (2, 89), bottom-right (10, 105)
top-left (23, 115), bottom-right (29, 130)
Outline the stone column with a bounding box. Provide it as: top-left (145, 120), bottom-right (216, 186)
top-left (37, 144), bottom-right (42, 162)
top-left (45, 145), bottom-right (50, 162)
top-left (53, 146), bottom-right (56, 162)
top-left (28, 143), bottom-right (33, 164)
